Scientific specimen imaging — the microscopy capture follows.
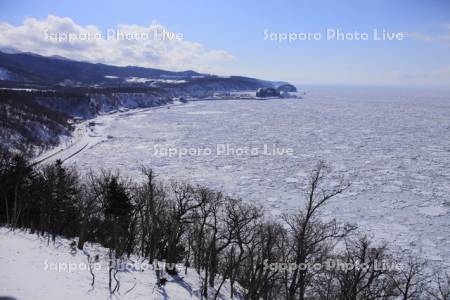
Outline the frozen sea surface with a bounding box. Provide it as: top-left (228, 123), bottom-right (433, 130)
top-left (71, 87), bottom-right (450, 264)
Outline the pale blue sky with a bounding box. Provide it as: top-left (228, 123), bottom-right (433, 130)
top-left (1, 0), bottom-right (449, 87)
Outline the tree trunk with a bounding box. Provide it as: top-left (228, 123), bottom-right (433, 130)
top-left (77, 222), bottom-right (87, 250)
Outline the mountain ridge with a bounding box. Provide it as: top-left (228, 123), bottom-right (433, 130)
top-left (0, 51), bottom-right (287, 90)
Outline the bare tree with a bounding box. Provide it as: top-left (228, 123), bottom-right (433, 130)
top-left (237, 220), bottom-right (286, 300)
top-left (283, 161), bottom-right (352, 300)
top-left (332, 236), bottom-right (397, 300)
top-left (426, 270), bottom-right (450, 300)
top-left (212, 198), bottom-right (262, 299)
top-left (389, 256), bottom-right (427, 300)
top-left (76, 171), bottom-right (104, 250)
top-left (165, 181), bottom-right (206, 275)
top-left (135, 167), bottom-right (168, 262)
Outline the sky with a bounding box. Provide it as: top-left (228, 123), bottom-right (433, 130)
top-left (0, 0), bottom-right (449, 87)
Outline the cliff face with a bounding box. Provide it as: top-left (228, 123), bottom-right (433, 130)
top-left (31, 89), bottom-right (173, 119)
top-left (33, 76), bottom-right (278, 118)
top-left (88, 92), bottom-right (172, 114)
top-left (0, 90), bottom-right (71, 155)
top-left (0, 90), bottom-right (176, 155)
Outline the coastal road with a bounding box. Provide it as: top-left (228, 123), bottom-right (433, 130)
top-left (32, 125), bottom-right (89, 166)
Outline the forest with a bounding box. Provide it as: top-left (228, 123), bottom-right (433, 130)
top-left (1, 149), bottom-right (449, 300)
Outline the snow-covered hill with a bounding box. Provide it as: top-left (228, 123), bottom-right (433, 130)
top-left (0, 228), bottom-right (238, 300)
top-left (0, 51), bottom-right (279, 91)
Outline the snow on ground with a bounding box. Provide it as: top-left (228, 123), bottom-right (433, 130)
top-left (0, 228), bottom-right (237, 300)
top-left (63, 87), bottom-right (450, 264)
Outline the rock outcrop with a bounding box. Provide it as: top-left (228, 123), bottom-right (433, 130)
top-left (276, 84), bottom-right (297, 92)
top-left (256, 87), bottom-right (281, 98)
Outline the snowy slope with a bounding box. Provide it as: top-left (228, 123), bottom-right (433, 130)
top-left (0, 228), bottom-right (239, 300)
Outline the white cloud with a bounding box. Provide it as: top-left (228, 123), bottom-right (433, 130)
top-left (0, 15), bottom-right (234, 72)
top-left (405, 23), bottom-right (450, 45)
top-left (404, 31), bottom-right (434, 42)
